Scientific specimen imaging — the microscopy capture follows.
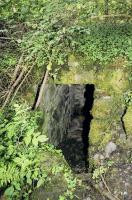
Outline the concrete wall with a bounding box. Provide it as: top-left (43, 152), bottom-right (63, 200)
top-left (40, 84), bottom-right (71, 146)
top-left (40, 84), bottom-right (86, 146)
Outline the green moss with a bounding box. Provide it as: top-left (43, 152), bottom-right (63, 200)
top-left (110, 69), bottom-right (129, 93)
top-left (95, 68), bottom-right (129, 94)
top-left (68, 54), bottom-right (79, 68)
top-left (99, 133), bottom-right (112, 150)
top-left (95, 69), bottom-right (113, 94)
top-left (92, 98), bottom-right (112, 119)
top-left (56, 67), bottom-right (96, 84)
top-left (124, 106), bottom-right (132, 136)
top-left (56, 59), bottom-right (129, 96)
top-left (89, 119), bottom-right (112, 149)
top-left (57, 67), bottom-right (77, 84)
top-left (89, 119), bottom-right (110, 145)
top-left (31, 149), bottom-right (75, 200)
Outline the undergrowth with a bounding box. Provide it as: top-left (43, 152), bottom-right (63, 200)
top-left (0, 104), bottom-right (76, 200)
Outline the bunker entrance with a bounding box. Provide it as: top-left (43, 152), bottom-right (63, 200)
top-left (58, 84), bottom-right (95, 173)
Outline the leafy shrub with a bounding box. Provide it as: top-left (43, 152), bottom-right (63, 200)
top-left (0, 104), bottom-right (48, 199)
top-left (123, 90), bottom-right (132, 106)
top-left (1, 0), bottom-right (132, 78)
top-left (78, 23), bottom-right (132, 65)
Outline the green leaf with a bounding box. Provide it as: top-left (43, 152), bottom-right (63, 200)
top-left (37, 179), bottom-right (44, 188)
top-left (37, 135), bottom-right (48, 143)
top-left (24, 134), bottom-right (32, 146)
top-left (14, 182), bottom-right (21, 191)
top-left (32, 137), bottom-right (39, 147)
top-left (0, 145), bottom-right (5, 151)
top-left (5, 186), bottom-right (14, 197)
top-left (59, 196), bottom-right (65, 200)
top-left (13, 157), bottom-right (22, 164)
top-left (47, 62), bottom-right (52, 71)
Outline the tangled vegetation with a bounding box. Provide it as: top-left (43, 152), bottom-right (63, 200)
top-left (0, 104), bottom-right (76, 199)
top-left (0, 0), bottom-right (132, 107)
top-left (0, 0), bottom-right (132, 199)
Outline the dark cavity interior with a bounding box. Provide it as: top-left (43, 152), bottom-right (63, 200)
top-left (58, 84), bottom-right (95, 173)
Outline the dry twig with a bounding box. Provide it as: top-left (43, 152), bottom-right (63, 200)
top-left (11, 65), bottom-right (34, 102)
top-left (2, 69), bottom-right (25, 109)
top-left (8, 54), bottom-right (24, 88)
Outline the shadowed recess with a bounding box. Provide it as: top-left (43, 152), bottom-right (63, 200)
top-left (82, 84), bottom-right (95, 172)
top-left (58, 84), bottom-right (95, 173)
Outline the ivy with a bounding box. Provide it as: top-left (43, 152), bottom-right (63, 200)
top-left (78, 22), bottom-right (132, 65)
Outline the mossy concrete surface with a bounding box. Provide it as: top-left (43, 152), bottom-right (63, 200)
top-left (31, 150), bottom-right (73, 200)
top-left (56, 55), bottom-right (129, 94)
top-left (55, 55), bottom-right (131, 161)
top-left (124, 106), bottom-right (132, 136)
top-left (37, 54), bottom-right (131, 199)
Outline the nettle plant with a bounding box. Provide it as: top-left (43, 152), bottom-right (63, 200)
top-left (0, 104), bottom-right (76, 200)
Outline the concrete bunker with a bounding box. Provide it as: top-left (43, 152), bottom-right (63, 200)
top-left (41, 84), bottom-right (95, 173)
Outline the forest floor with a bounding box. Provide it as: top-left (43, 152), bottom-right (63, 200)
top-left (58, 115), bottom-right (132, 200)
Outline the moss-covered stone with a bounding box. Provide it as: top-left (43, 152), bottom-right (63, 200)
top-left (92, 97), bottom-right (112, 119)
top-left (56, 55), bottom-right (129, 95)
top-left (95, 68), bottom-right (129, 94)
top-left (124, 106), bottom-right (132, 136)
top-left (32, 174), bottom-right (67, 200)
top-left (31, 149), bottom-right (75, 200)
top-left (110, 69), bottom-right (129, 93)
top-left (40, 84), bottom-right (71, 146)
top-left (89, 119), bottom-right (110, 145)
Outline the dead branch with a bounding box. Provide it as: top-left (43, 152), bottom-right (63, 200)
top-left (89, 181), bottom-right (120, 200)
top-left (0, 90), bottom-right (8, 99)
top-left (101, 174), bottom-right (111, 194)
top-left (34, 69), bottom-right (49, 109)
top-left (100, 175), bottom-right (121, 200)
top-left (0, 37), bottom-right (12, 40)
top-left (11, 65), bottom-right (34, 102)
top-left (8, 54), bottom-right (24, 88)
top-left (2, 69), bottom-right (25, 109)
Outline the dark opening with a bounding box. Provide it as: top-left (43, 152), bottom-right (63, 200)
top-left (82, 84), bottom-right (95, 172)
top-left (32, 78), bottom-right (44, 110)
top-left (58, 84), bottom-right (95, 173)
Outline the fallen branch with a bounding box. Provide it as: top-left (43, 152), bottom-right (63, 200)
top-left (8, 54), bottom-right (24, 88)
top-left (0, 90), bottom-right (8, 99)
top-left (101, 174), bottom-right (112, 194)
top-left (11, 65), bottom-right (34, 102)
top-left (0, 37), bottom-right (13, 40)
top-left (89, 181), bottom-right (120, 200)
top-left (34, 69), bottom-right (49, 109)
top-left (95, 186), bottom-right (118, 200)
top-left (2, 70), bottom-right (25, 109)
